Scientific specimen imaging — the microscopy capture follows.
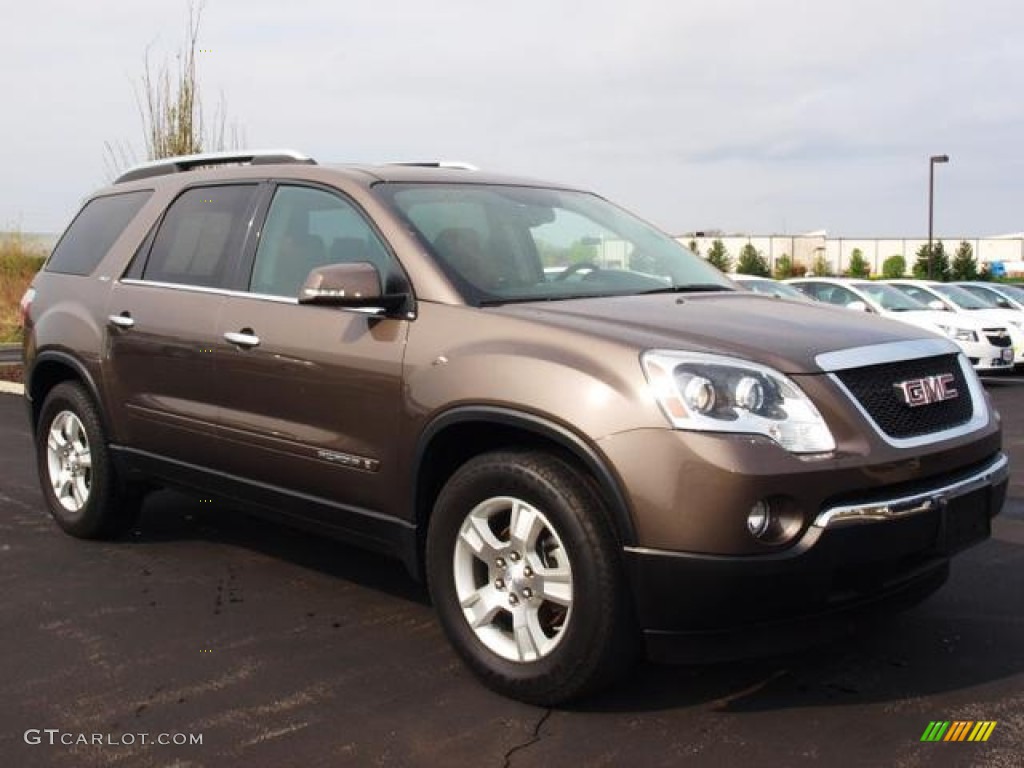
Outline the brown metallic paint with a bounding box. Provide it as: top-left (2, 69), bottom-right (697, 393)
top-left (213, 297), bottom-right (407, 515)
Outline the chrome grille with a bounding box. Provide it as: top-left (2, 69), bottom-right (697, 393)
top-left (834, 354), bottom-right (974, 439)
top-left (982, 328), bottom-right (1011, 348)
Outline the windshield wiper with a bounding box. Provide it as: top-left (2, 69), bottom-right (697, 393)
top-left (639, 283), bottom-right (734, 295)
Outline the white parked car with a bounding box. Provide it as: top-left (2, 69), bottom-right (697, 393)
top-left (786, 278), bottom-right (1014, 372)
top-left (885, 280), bottom-right (1024, 367)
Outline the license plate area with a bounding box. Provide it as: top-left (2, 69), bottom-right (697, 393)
top-left (937, 488), bottom-right (991, 554)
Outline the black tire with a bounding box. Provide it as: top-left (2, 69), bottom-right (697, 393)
top-left (426, 450), bottom-right (636, 705)
top-left (35, 381), bottom-right (143, 539)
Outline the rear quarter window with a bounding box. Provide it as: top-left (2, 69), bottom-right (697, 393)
top-left (46, 190), bottom-right (152, 276)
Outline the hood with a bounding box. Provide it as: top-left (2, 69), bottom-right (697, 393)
top-left (961, 307), bottom-right (1024, 329)
top-left (880, 308), bottom-right (970, 332)
top-left (491, 292), bottom-right (939, 374)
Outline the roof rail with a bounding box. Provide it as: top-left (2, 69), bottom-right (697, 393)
top-left (115, 149), bottom-right (316, 184)
top-left (386, 161), bottom-right (479, 171)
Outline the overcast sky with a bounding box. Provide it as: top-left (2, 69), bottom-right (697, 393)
top-left (2, 0), bottom-right (1021, 238)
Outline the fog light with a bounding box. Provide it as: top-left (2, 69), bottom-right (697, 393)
top-left (747, 500), bottom-right (772, 539)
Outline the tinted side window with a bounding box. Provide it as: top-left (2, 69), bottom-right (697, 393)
top-left (795, 283), bottom-right (824, 300)
top-left (250, 186), bottom-right (396, 297)
top-left (142, 185), bottom-right (257, 288)
top-left (46, 190), bottom-right (152, 276)
top-left (824, 285), bottom-right (857, 306)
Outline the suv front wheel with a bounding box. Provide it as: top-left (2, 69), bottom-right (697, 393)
top-left (426, 450), bottom-right (635, 705)
top-left (36, 381), bottom-right (142, 539)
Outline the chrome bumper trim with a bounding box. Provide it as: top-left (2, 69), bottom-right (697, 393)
top-left (814, 453), bottom-right (1008, 529)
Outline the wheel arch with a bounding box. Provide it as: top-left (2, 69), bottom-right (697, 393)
top-left (27, 351), bottom-right (107, 434)
top-left (413, 407), bottom-right (637, 560)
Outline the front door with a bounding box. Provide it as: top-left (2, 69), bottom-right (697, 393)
top-left (213, 184), bottom-right (409, 533)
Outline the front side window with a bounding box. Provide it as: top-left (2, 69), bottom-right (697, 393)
top-left (142, 185), bottom-right (258, 288)
top-left (376, 184), bottom-right (732, 304)
top-left (47, 190), bottom-right (152, 276)
top-left (250, 186), bottom-right (395, 298)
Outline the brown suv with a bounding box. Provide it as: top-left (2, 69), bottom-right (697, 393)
top-left (22, 150), bottom-right (1008, 704)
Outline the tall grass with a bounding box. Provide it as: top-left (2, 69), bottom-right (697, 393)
top-left (0, 234), bottom-right (46, 343)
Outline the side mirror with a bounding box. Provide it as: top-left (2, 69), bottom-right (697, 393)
top-left (846, 300), bottom-right (869, 313)
top-left (927, 299), bottom-right (948, 311)
top-left (997, 298), bottom-right (1013, 309)
top-left (298, 262), bottom-right (408, 314)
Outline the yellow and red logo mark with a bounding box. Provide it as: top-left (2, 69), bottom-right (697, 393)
top-left (921, 721), bottom-right (997, 742)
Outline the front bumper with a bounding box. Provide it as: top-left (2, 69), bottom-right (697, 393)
top-left (624, 452), bottom-right (1008, 662)
top-left (956, 333), bottom-right (1014, 370)
top-left (964, 341), bottom-right (1014, 371)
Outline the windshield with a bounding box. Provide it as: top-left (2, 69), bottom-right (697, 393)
top-left (740, 278), bottom-right (807, 300)
top-left (853, 282), bottom-right (929, 312)
top-left (929, 283), bottom-right (996, 309)
top-left (376, 183), bottom-right (733, 303)
top-left (995, 283), bottom-right (1024, 303)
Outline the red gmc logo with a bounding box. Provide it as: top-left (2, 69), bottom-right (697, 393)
top-left (893, 374), bottom-right (959, 407)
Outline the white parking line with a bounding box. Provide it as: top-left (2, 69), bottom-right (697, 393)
top-left (0, 382), bottom-right (24, 395)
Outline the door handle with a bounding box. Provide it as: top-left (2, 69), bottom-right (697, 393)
top-left (224, 330), bottom-right (260, 349)
top-left (108, 313), bottom-right (135, 329)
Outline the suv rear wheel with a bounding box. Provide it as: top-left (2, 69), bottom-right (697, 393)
top-left (36, 382), bottom-right (142, 539)
top-left (426, 450), bottom-right (635, 705)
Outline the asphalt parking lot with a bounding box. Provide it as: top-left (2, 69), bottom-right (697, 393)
top-left (1, 382), bottom-right (1022, 768)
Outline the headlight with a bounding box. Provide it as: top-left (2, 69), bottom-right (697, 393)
top-left (641, 350), bottom-right (836, 454)
top-left (933, 324), bottom-right (978, 342)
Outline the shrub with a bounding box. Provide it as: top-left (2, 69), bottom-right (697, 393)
top-left (882, 254), bottom-right (906, 278)
top-left (0, 233), bottom-right (46, 343)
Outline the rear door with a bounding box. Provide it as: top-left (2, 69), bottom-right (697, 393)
top-left (213, 183), bottom-right (410, 528)
top-left (105, 183), bottom-right (260, 465)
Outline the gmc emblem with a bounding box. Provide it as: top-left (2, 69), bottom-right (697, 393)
top-left (893, 373), bottom-right (959, 407)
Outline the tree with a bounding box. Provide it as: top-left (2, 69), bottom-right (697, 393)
top-left (951, 240), bottom-right (979, 281)
top-left (912, 241), bottom-right (950, 281)
top-left (535, 238), bottom-right (597, 267)
top-left (811, 253), bottom-right (833, 277)
top-left (882, 254), bottom-right (906, 278)
top-left (773, 254), bottom-right (795, 279)
top-left (105, 1), bottom-right (242, 175)
top-left (705, 239), bottom-right (732, 272)
top-left (686, 239), bottom-right (700, 257)
top-left (845, 248), bottom-right (871, 278)
top-left (736, 243), bottom-right (770, 276)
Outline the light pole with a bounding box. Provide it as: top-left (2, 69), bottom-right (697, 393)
top-left (928, 154), bottom-right (949, 279)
